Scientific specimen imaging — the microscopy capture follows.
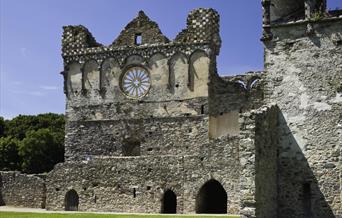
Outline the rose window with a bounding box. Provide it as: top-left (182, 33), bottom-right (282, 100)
top-left (121, 67), bottom-right (151, 98)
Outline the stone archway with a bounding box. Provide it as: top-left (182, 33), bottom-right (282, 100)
top-left (196, 179), bottom-right (227, 214)
top-left (65, 189), bottom-right (79, 211)
top-left (161, 189), bottom-right (177, 213)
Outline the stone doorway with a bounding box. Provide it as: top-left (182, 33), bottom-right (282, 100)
top-left (161, 189), bottom-right (177, 213)
top-left (196, 179), bottom-right (227, 214)
top-left (65, 189), bottom-right (79, 211)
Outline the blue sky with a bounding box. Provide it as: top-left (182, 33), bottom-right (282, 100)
top-left (1, 0), bottom-right (341, 119)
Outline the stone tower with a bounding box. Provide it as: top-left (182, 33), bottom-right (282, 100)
top-left (261, 0), bottom-right (341, 217)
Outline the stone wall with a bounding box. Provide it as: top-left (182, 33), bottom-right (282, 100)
top-left (66, 98), bottom-right (208, 122)
top-left (264, 18), bottom-right (342, 217)
top-left (64, 47), bottom-right (212, 108)
top-left (239, 104), bottom-right (279, 218)
top-left (65, 116), bottom-right (209, 161)
top-left (209, 72), bottom-right (265, 117)
top-left (0, 171), bottom-right (46, 208)
top-left (47, 136), bottom-right (240, 214)
top-left (254, 105), bottom-right (278, 218)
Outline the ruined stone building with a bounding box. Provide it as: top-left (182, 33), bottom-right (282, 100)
top-left (0, 1), bottom-right (341, 217)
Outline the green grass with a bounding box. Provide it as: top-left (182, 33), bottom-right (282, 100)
top-left (0, 212), bottom-right (239, 218)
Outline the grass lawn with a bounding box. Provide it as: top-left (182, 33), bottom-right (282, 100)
top-left (0, 212), bottom-right (240, 218)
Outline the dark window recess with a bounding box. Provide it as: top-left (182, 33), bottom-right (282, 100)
top-left (161, 190), bottom-right (177, 213)
top-left (135, 34), bottom-right (142, 45)
top-left (133, 188), bottom-right (137, 198)
top-left (122, 138), bottom-right (141, 156)
top-left (201, 105), bottom-right (205, 114)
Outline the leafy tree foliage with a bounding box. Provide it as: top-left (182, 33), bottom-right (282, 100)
top-left (0, 113), bottom-right (64, 173)
top-left (0, 117), bottom-right (5, 137)
top-left (0, 137), bottom-right (21, 170)
top-left (4, 113), bottom-right (64, 140)
top-left (19, 128), bottom-right (64, 173)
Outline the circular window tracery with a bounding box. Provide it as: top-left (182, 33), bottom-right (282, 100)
top-left (121, 66), bottom-right (151, 99)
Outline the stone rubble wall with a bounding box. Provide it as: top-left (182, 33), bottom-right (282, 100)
top-left (65, 116), bottom-right (209, 161)
top-left (0, 171), bottom-right (46, 208)
top-left (209, 72), bottom-right (265, 117)
top-left (112, 11), bottom-right (169, 47)
top-left (46, 136), bottom-right (240, 213)
top-left (264, 18), bottom-right (342, 217)
top-left (239, 104), bottom-right (279, 218)
top-left (66, 98), bottom-right (208, 122)
top-left (254, 105), bottom-right (278, 218)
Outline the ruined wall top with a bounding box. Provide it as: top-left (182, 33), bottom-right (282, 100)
top-left (261, 0), bottom-right (342, 41)
top-left (112, 11), bottom-right (170, 47)
top-left (61, 8), bottom-right (221, 59)
top-left (175, 8), bottom-right (221, 54)
top-left (62, 25), bottom-right (102, 52)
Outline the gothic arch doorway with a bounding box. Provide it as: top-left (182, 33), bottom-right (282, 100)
top-left (65, 189), bottom-right (79, 211)
top-left (196, 179), bottom-right (227, 214)
top-left (161, 189), bottom-right (177, 213)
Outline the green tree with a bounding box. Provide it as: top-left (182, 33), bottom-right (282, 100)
top-left (19, 128), bottom-right (64, 174)
top-left (5, 113), bottom-right (65, 140)
top-left (0, 117), bottom-right (5, 137)
top-left (0, 136), bottom-right (21, 170)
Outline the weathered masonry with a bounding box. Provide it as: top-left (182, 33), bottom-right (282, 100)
top-left (1, 1), bottom-right (341, 217)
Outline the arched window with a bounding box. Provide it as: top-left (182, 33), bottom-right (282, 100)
top-left (65, 189), bottom-right (79, 211)
top-left (189, 50), bottom-right (209, 92)
top-left (83, 60), bottom-right (100, 91)
top-left (196, 179), bottom-right (227, 214)
top-left (161, 189), bottom-right (177, 214)
top-left (168, 53), bottom-right (188, 94)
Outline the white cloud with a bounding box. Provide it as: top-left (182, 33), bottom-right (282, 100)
top-left (10, 89), bottom-right (45, 97)
top-left (40, 85), bottom-right (59, 90)
top-left (28, 91), bottom-right (45, 96)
